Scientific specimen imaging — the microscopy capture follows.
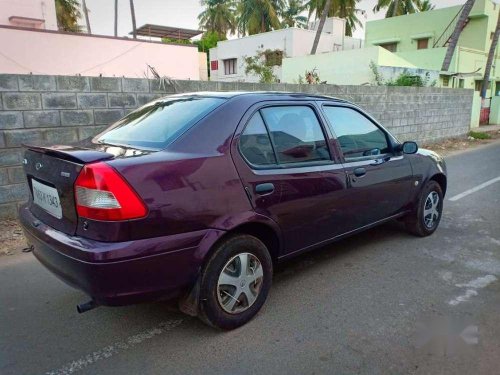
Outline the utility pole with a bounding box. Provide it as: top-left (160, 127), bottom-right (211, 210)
top-left (114, 0), bottom-right (118, 37)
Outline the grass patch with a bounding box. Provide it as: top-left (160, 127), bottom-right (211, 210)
top-left (469, 131), bottom-right (492, 140)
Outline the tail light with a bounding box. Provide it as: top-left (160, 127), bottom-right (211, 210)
top-left (74, 162), bottom-right (147, 221)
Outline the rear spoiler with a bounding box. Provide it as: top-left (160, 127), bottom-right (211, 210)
top-left (23, 144), bottom-right (114, 164)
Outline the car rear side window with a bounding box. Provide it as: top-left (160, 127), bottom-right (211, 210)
top-left (240, 112), bottom-right (277, 166)
top-left (322, 106), bottom-right (390, 161)
top-left (96, 97), bottom-right (226, 150)
top-left (260, 106), bottom-right (330, 164)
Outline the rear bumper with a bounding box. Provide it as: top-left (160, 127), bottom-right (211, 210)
top-left (19, 205), bottom-right (224, 306)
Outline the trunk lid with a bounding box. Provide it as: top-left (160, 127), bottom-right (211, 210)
top-left (23, 145), bottom-right (115, 235)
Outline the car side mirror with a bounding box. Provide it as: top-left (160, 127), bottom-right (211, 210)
top-left (402, 141), bottom-right (418, 154)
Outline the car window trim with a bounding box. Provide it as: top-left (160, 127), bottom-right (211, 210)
top-left (237, 103), bottom-right (335, 171)
top-left (320, 103), bottom-right (395, 164)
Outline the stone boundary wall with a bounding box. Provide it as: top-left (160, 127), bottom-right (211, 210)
top-left (0, 74), bottom-right (474, 218)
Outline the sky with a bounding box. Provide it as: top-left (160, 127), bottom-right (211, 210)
top-left (84, 0), bottom-right (467, 40)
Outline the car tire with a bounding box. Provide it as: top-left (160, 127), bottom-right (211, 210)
top-left (405, 180), bottom-right (443, 237)
top-left (198, 234), bottom-right (273, 330)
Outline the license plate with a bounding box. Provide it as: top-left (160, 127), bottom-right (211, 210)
top-left (32, 179), bottom-right (62, 219)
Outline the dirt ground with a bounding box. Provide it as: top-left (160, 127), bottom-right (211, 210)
top-left (1, 128), bottom-right (499, 258)
top-left (0, 219), bottom-right (28, 257)
top-left (422, 128), bottom-right (500, 156)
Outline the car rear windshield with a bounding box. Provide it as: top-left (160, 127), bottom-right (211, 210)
top-left (96, 96), bottom-right (226, 150)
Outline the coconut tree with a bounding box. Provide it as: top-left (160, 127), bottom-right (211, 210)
top-left (114, 0), bottom-right (118, 37)
top-left (198, 0), bottom-right (237, 39)
top-left (416, 0), bottom-right (434, 12)
top-left (281, 0), bottom-right (308, 28)
top-left (480, 8), bottom-right (500, 99)
top-left (55, 0), bottom-right (81, 32)
top-left (373, 0), bottom-right (420, 18)
top-left (310, 0), bottom-right (332, 54)
top-left (81, 0), bottom-right (91, 34)
top-left (238, 0), bottom-right (283, 35)
top-left (130, 0), bottom-right (137, 39)
top-left (441, 0), bottom-right (475, 71)
top-left (307, 0), bottom-right (363, 37)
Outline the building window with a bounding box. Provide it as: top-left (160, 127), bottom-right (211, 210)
top-left (459, 79), bottom-right (465, 88)
top-left (491, 32), bottom-right (495, 40)
top-left (417, 38), bottom-right (429, 50)
top-left (223, 58), bottom-right (237, 75)
top-left (442, 76), bottom-right (450, 87)
top-left (475, 80), bottom-right (483, 91)
top-left (379, 43), bottom-right (397, 52)
top-left (210, 60), bottom-right (218, 71)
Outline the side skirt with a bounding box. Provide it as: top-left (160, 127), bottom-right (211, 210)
top-left (277, 211), bottom-right (410, 262)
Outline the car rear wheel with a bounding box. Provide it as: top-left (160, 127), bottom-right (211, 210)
top-left (198, 234), bottom-right (273, 330)
top-left (405, 180), bottom-right (443, 237)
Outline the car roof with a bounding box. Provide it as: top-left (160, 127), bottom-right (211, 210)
top-left (168, 91), bottom-right (349, 103)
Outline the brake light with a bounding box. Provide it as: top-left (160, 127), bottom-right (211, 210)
top-left (74, 162), bottom-right (147, 221)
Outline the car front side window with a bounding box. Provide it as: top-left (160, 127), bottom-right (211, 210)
top-left (322, 106), bottom-right (390, 161)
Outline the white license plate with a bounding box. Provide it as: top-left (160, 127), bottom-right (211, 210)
top-left (32, 179), bottom-right (62, 219)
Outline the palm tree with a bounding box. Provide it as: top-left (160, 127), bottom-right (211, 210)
top-left (441, 0), bottom-right (475, 71)
top-left (373, 0), bottom-right (419, 18)
top-left (307, 0), bottom-right (363, 37)
top-left (82, 0), bottom-right (91, 34)
top-left (480, 8), bottom-right (500, 99)
top-left (416, 0), bottom-right (434, 12)
top-left (281, 0), bottom-right (308, 28)
top-left (114, 0), bottom-right (118, 37)
top-left (130, 0), bottom-right (137, 39)
top-left (311, 0), bottom-right (332, 54)
top-left (198, 0), bottom-right (237, 40)
top-left (238, 0), bottom-right (283, 35)
top-left (55, 0), bottom-right (81, 32)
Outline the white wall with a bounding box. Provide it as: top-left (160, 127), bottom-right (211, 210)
top-left (0, 0), bottom-right (58, 30)
top-left (210, 17), bottom-right (364, 82)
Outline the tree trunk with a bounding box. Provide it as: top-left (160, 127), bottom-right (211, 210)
top-left (311, 0), bottom-right (332, 55)
top-left (392, 0), bottom-right (399, 17)
top-left (114, 0), bottom-right (118, 37)
top-left (480, 9), bottom-right (500, 99)
top-left (441, 0), bottom-right (475, 71)
top-left (82, 0), bottom-right (91, 34)
top-left (130, 0), bottom-right (137, 39)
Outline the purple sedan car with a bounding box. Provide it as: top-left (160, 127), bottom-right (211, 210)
top-left (19, 92), bottom-right (446, 329)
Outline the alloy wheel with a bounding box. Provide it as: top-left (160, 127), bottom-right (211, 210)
top-left (423, 191), bottom-right (440, 229)
top-left (217, 252), bottom-right (264, 314)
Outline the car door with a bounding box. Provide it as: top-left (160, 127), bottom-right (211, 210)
top-left (321, 104), bottom-right (414, 230)
top-left (232, 101), bottom-right (348, 255)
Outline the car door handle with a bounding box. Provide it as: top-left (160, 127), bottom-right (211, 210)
top-left (353, 167), bottom-right (366, 177)
top-left (255, 183), bottom-right (275, 195)
top-left (370, 155), bottom-right (391, 166)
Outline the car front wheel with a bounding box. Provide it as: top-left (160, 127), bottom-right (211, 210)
top-left (198, 234), bottom-right (273, 329)
top-left (406, 180), bottom-right (443, 237)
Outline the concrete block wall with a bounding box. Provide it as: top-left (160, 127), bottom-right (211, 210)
top-left (0, 74), bottom-right (474, 218)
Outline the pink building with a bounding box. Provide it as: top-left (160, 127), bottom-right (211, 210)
top-left (0, 0), bottom-right (206, 79)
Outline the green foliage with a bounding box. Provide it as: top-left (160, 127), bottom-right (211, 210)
top-left (373, 0), bottom-right (425, 18)
top-left (370, 62), bottom-right (434, 87)
top-left (238, 0), bottom-right (283, 35)
top-left (244, 50), bottom-right (280, 83)
top-left (307, 0), bottom-right (363, 36)
top-left (196, 31), bottom-right (223, 52)
top-left (369, 61), bottom-right (384, 86)
top-left (198, 0), bottom-right (237, 39)
top-left (162, 37), bottom-right (194, 45)
top-left (469, 131), bottom-right (492, 140)
top-left (281, 0), bottom-right (308, 28)
top-left (55, 0), bottom-right (82, 32)
top-left (416, 0), bottom-right (435, 11)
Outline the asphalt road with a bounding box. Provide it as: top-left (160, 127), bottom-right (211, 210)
top-left (1, 141), bottom-right (500, 375)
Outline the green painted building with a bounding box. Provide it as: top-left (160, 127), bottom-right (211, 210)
top-left (365, 0), bottom-right (500, 95)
